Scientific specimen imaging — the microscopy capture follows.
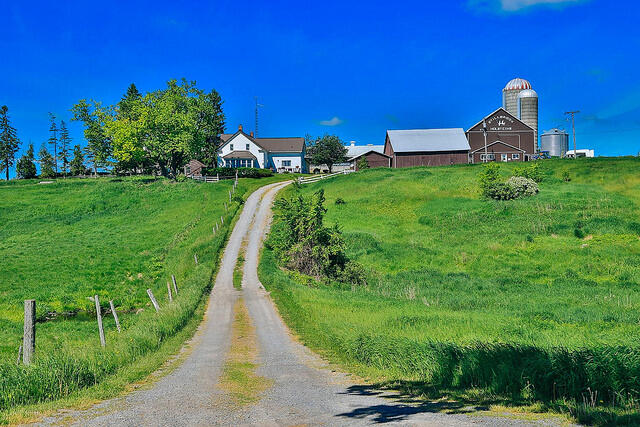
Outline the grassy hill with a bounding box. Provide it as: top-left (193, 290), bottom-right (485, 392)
top-left (260, 157), bottom-right (640, 424)
top-left (0, 175), bottom-right (281, 417)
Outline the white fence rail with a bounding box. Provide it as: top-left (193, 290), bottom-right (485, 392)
top-left (298, 169), bottom-right (353, 184)
top-left (191, 175), bottom-right (220, 183)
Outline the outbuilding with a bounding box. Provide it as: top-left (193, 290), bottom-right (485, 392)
top-left (384, 128), bottom-right (471, 168)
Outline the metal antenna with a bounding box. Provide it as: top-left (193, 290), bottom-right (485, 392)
top-left (254, 97), bottom-right (264, 138)
top-left (564, 110), bottom-right (580, 159)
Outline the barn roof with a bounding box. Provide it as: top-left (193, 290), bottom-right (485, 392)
top-left (386, 128), bottom-right (470, 153)
top-left (346, 144), bottom-right (385, 159)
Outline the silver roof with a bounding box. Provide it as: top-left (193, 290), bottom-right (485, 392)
top-left (517, 88), bottom-right (538, 98)
top-left (386, 128), bottom-right (470, 153)
top-left (346, 144), bottom-right (384, 159)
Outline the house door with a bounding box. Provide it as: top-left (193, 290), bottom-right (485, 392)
top-left (501, 154), bottom-right (508, 162)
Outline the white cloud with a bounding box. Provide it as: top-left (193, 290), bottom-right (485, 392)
top-left (319, 116), bottom-right (344, 126)
top-left (469, 0), bottom-right (585, 12)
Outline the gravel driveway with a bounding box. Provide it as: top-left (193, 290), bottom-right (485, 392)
top-left (30, 182), bottom-right (571, 426)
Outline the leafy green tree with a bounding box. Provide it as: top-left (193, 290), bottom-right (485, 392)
top-left (71, 99), bottom-right (112, 176)
top-left (16, 143), bottom-right (37, 179)
top-left (70, 145), bottom-right (86, 176)
top-left (38, 144), bottom-right (56, 178)
top-left (48, 113), bottom-right (58, 174)
top-left (106, 78), bottom-right (225, 177)
top-left (0, 105), bottom-right (20, 180)
top-left (307, 134), bottom-right (347, 173)
top-left (59, 120), bottom-right (71, 177)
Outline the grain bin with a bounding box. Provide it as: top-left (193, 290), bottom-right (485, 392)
top-left (502, 78), bottom-right (532, 117)
top-left (540, 128), bottom-right (569, 157)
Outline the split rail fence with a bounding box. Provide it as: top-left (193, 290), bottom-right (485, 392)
top-left (298, 169), bottom-right (353, 184)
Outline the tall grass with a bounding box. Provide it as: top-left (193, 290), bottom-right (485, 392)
top-left (261, 158), bottom-right (640, 424)
top-left (0, 175), bottom-right (285, 412)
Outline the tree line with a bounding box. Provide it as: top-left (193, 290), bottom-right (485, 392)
top-left (1, 78), bottom-right (225, 180)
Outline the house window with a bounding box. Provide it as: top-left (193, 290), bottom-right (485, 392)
top-left (501, 154), bottom-right (508, 162)
top-left (246, 144), bottom-right (250, 150)
top-left (512, 153), bottom-right (520, 160)
top-left (282, 160), bottom-right (291, 167)
top-left (480, 153), bottom-right (495, 161)
top-left (230, 144), bottom-right (234, 150)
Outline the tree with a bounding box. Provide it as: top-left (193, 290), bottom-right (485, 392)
top-left (16, 143), bottom-right (37, 179)
top-left (38, 144), bottom-right (56, 178)
top-left (71, 99), bottom-right (112, 176)
top-left (48, 113), bottom-right (58, 174)
top-left (118, 83), bottom-right (142, 120)
top-left (0, 105), bottom-right (20, 180)
top-left (106, 78), bottom-right (225, 178)
top-left (307, 134), bottom-right (347, 173)
top-left (59, 120), bottom-right (71, 177)
top-left (70, 145), bottom-right (86, 176)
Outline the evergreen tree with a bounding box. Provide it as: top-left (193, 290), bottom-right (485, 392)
top-left (59, 120), bottom-right (71, 177)
top-left (70, 144), bottom-right (85, 176)
top-left (38, 144), bottom-right (56, 178)
top-left (71, 100), bottom-right (112, 176)
top-left (48, 113), bottom-right (59, 174)
top-left (118, 83), bottom-right (142, 120)
top-left (16, 143), bottom-right (37, 179)
top-left (0, 105), bottom-right (20, 180)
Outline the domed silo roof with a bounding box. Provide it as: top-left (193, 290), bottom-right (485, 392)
top-left (518, 88), bottom-right (538, 98)
top-left (503, 78), bottom-right (532, 91)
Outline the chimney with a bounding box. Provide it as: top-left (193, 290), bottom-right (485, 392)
top-left (350, 141), bottom-right (356, 147)
top-left (250, 131), bottom-right (254, 137)
top-left (238, 124), bottom-right (243, 132)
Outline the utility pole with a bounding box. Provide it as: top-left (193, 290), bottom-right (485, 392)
top-left (565, 111), bottom-right (580, 159)
top-left (482, 119), bottom-right (488, 163)
top-left (254, 97), bottom-right (264, 138)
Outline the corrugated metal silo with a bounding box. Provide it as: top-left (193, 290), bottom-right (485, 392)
top-left (518, 89), bottom-right (539, 150)
top-left (540, 128), bottom-right (569, 157)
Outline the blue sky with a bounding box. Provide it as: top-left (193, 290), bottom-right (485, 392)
top-left (1, 0), bottom-right (639, 177)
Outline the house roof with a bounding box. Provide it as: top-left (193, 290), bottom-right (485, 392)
top-left (386, 128), bottom-right (470, 153)
top-left (219, 131), bottom-right (305, 153)
top-left (256, 137), bottom-right (305, 153)
top-left (222, 150), bottom-right (257, 160)
top-left (346, 144), bottom-right (385, 159)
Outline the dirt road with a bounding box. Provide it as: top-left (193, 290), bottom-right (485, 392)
top-left (33, 182), bottom-right (568, 426)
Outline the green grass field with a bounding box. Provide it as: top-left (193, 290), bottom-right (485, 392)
top-left (0, 174), bottom-right (286, 414)
top-left (260, 157), bottom-right (640, 424)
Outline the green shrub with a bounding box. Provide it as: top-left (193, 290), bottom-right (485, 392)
top-left (562, 170), bottom-right (571, 182)
top-left (514, 162), bottom-right (544, 183)
top-left (478, 163), bottom-right (501, 197)
top-left (356, 157), bottom-right (369, 170)
top-left (201, 167), bottom-right (273, 178)
top-left (484, 182), bottom-right (517, 200)
top-left (335, 197), bottom-right (345, 205)
top-left (267, 189), bottom-right (364, 285)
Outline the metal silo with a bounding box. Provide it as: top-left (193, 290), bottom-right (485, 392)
top-left (502, 78), bottom-right (532, 117)
top-left (540, 128), bottom-right (569, 157)
top-left (518, 89), bottom-right (539, 150)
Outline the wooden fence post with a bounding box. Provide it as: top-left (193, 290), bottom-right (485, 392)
top-left (194, 253), bottom-right (198, 265)
top-left (147, 289), bottom-right (160, 312)
top-left (16, 345), bottom-right (22, 366)
top-left (229, 191), bottom-right (231, 203)
top-left (221, 216), bottom-right (224, 225)
top-left (171, 275), bottom-right (178, 295)
top-left (95, 295), bottom-right (106, 347)
top-left (23, 299), bottom-right (36, 365)
top-left (109, 300), bottom-right (121, 333)
top-left (167, 281), bottom-right (173, 302)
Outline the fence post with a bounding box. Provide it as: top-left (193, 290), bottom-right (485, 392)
top-left (109, 300), bottom-right (121, 333)
top-left (229, 190), bottom-right (231, 203)
top-left (95, 295), bottom-right (106, 347)
top-left (147, 289), bottom-right (160, 312)
top-left (171, 275), bottom-right (178, 295)
top-left (221, 216), bottom-right (224, 225)
top-left (194, 253), bottom-right (198, 265)
top-left (16, 345), bottom-right (22, 366)
top-left (23, 299), bottom-right (36, 365)
top-left (167, 281), bottom-right (173, 302)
